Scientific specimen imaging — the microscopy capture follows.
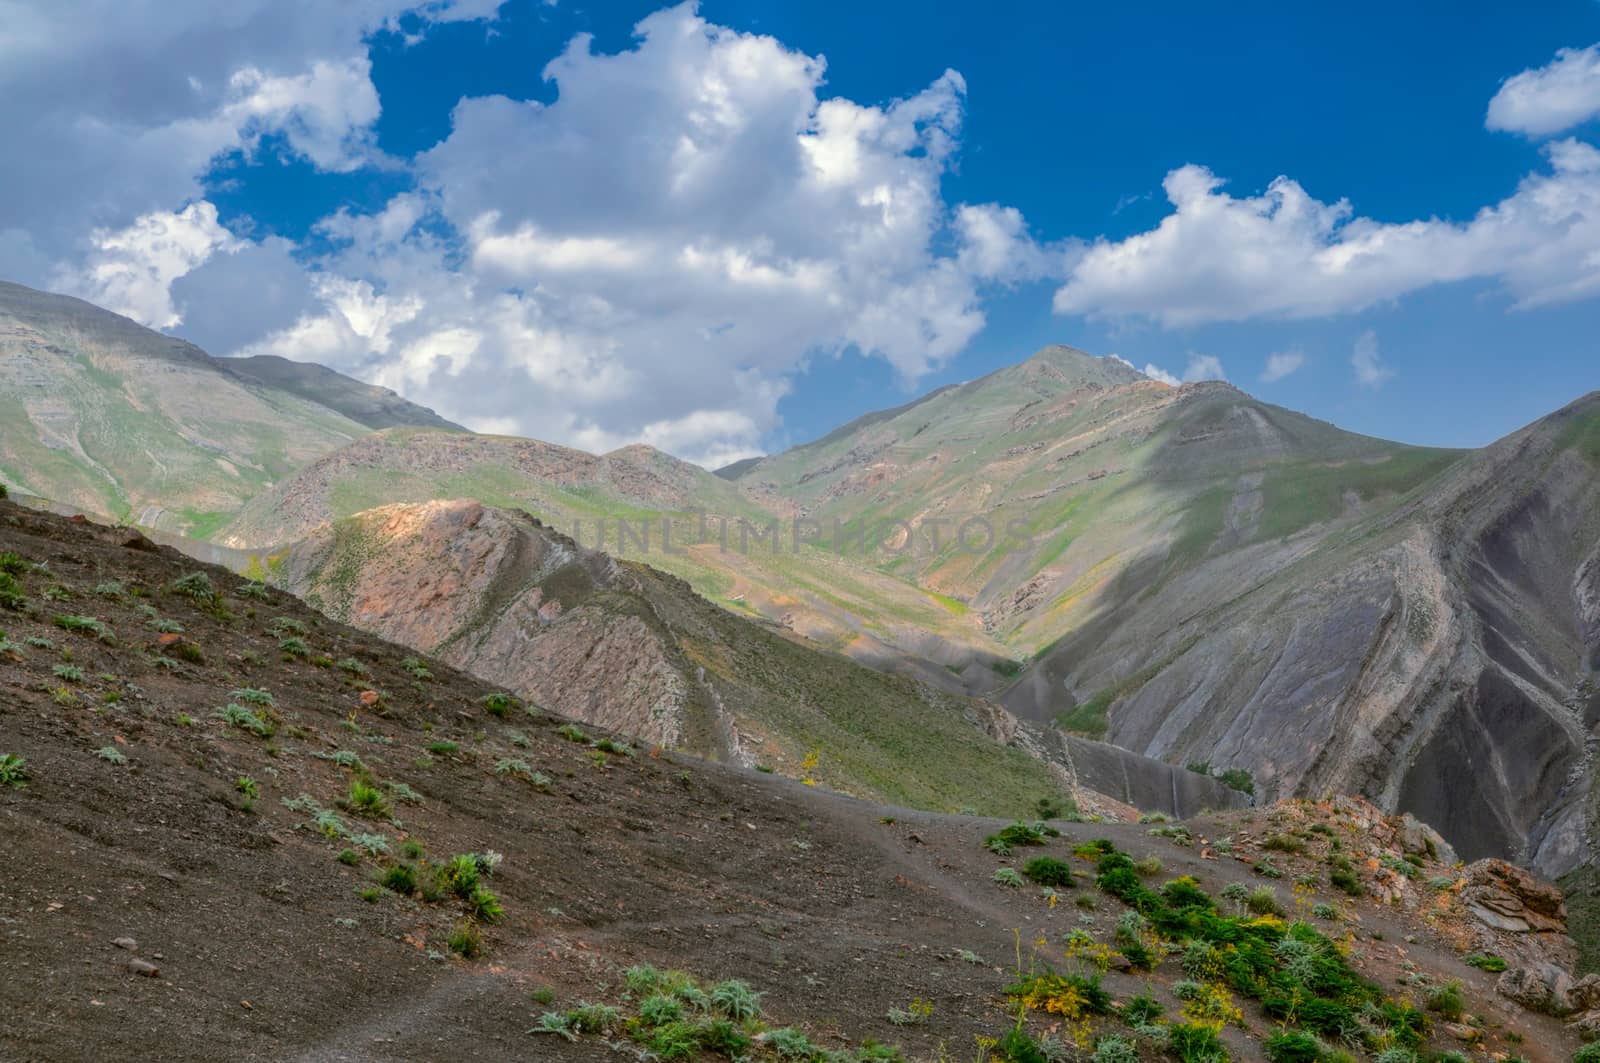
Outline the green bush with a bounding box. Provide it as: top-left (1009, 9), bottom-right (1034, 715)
top-left (380, 863), bottom-right (417, 894)
top-left (1266, 1030), bottom-right (1323, 1063)
top-left (1022, 855), bottom-right (1076, 887)
top-left (1574, 1044), bottom-right (1600, 1063)
top-left (1426, 980), bottom-right (1464, 1021)
top-left (1169, 1023), bottom-right (1229, 1063)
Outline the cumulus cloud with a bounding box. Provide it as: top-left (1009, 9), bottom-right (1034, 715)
top-left (0, 0), bottom-right (499, 275)
top-left (1350, 330), bottom-right (1392, 388)
top-left (1140, 354), bottom-right (1224, 386)
top-left (1488, 44), bottom-right (1600, 137)
top-left (1260, 349), bottom-right (1306, 383)
top-left (65, 202), bottom-right (242, 327)
top-left (1051, 139), bottom-right (1600, 326)
top-left (206, 4), bottom-right (1060, 464)
top-left (1141, 363), bottom-right (1180, 386)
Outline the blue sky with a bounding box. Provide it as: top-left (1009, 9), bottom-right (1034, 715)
top-left (4, 1), bottom-right (1600, 462)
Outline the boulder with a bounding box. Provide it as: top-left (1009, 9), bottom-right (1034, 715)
top-left (1461, 859), bottom-right (1567, 933)
top-left (1569, 1009), bottom-right (1600, 1043)
top-left (1497, 963), bottom-right (1576, 1017)
top-left (1397, 813), bottom-right (1458, 865)
top-left (1574, 975), bottom-right (1600, 1013)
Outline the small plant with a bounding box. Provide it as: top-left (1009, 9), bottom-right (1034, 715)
top-left (168, 571), bottom-right (215, 600)
top-left (1246, 885), bottom-right (1284, 915)
top-left (1264, 833), bottom-right (1307, 854)
top-left (279, 636), bottom-right (309, 658)
top-left (993, 867), bottom-right (1025, 888)
top-left (357, 886), bottom-right (381, 903)
top-left (387, 780), bottom-right (424, 804)
top-left (347, 778), bottom-right (391, 818)
top-left (238, 581), bottom-right (270, 601)
top-left (337, 848), bottom-right (361, 866)
top-left (52, 664), bottom-right (84, 682)
top-left (1217, 767), bottom-right (1255, 795)
top-left (466, 887), bottom-right (503, 922)
top-left (401, 657), bottom-right (433, 680)
top-left (426, 740), bottom-right (459, 756)
top-left (709, 979), bottom-right (762, 1021)
top-left (0, 753), bottom-right (28, 788)
top-left (1312, 902), bottom-right (1339, 920)
top-left (95, 746), bottom-right (128, 765)
top-left (1426, 979), bottom-right (1465, 1021)
top-left (1464, 952), bottom-right (1507, 972)
top-left (268, 616), bottom-right (306, 637)
top-left (886, 997), bottom-right (933, 1026)
top-left (495, 757), bottom-right (534, 778)
top-left (1093, 1035), bottom-right (1141, 1063)
top-left (93, 581), bottom-right (125, 599)
top-left (1133, 854), bottom-right (1164, 877)
top-left (336, 657), bottom-right (367, 676)
top-left (594, 737), bottom-right (633, 756)
top-left (152, 618), bottom-right (184, 634)
top-left (214, 703), bottom-right (274, 737)
top-left (482, 692), bottom-right (518, 717)
top-left (448, 921), bottom-right (482, 958)
top-left (54, 614), bottom-right (111, 640)
top-left (380, 863), bottom-right (418, 895)
top-left (235, 775), bottom-right (259, 799)
top-left (557, 723), bottom-right (589, 744)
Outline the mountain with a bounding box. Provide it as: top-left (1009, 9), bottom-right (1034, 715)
top-left (270, 497), bottom-right (1247, 819)
top-left (221, 354), bottom-right (465, 432)
top-left (0, 280), bottom-right (454, 536)
top-left (2, 498), bottom-right (1594, 1061)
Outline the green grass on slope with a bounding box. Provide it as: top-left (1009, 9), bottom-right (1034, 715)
top-left (1254, 449), bottom-right (1463, 541)
top-left (1557, 408), bottom-right (1600, 465)
top-left (1561, 866), bottom-right (1599, 975)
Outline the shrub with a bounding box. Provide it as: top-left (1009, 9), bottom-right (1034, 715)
top-left (380, 863), bottom-right (417, 895)
top-left (52, 664), bottom-right (83, 682)
top-left (440, 854), bottom-right (480, 898)
top-left (95, 746), bottom-right (128, 765)
top-left (1265, 833), bottom-right (1307, 854)
top-left (1023, 856), bottom-right (1076, 887)
top-left (1133, 855), bottom-right (1164, 877)
top-left (400, 657), bottom-right (433, 680)
top-left (482, 692), bottom-right (517, 717)
top-left (214, 703), bottom-right (273, 737)
top-left (279, 636), bottom-right (309, 658)
top-left (1247, 886), bottom-right (1284, 915)
top-left (594, 738), bottom-right (633, 756)
top-left (495, 758), bottom-right (534, 778)
top-left (426, 740), bottom-right (459, 755)
top-left (447, 921), bottom-right (482, 958)
top-left (168, 572), bottom-right (215, 601)
top-left (985, 820), bottom-right (1053, 851)
top-left (336, 657), bottom-right (367, 676)
top-left (1266, 1030), bottom-right (1324, 1063)
top-left (466, 887), bottom-right (503, 922)
top-left (1426, 980), bottom-right (1464, 1021)
top-left (1121, 993), bottom-right (1164, 1025)
top-left (337, 848), bottom-right (360, 866)
top-left (345, 779), bottom-right (390, 818)
top-left (1574, 1045), bottom-right (1600, 1063)
top-left (0, 753), bottom-right (29, 787)
top-left (1464, 953), bottom-right (1506, 972)
top-left (557, 724), bottom-right (589, 743)
top-left (0, 572), bottom-right (26, 610)
top-left (1218, 767), bottom-right (1255, 795)
top-left (1312, 902), bottom-right (1339, 920)
top-left (1168, 1023), bottom-right (1229, 1063)
top-left (993, 867), bottom-right (1025, 888)
top-left (764, 1029), bottom-right (818, 1060)
top-left (54, 614), bottom-right (111, 640)
top-left (1093, 1036), bottom-right (1141, 1063)
top-left (709, 979), bottom-right (762, 1021)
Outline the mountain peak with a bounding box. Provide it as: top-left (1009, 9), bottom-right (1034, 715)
top-left (1018, 344), bottom-right (1148, 388)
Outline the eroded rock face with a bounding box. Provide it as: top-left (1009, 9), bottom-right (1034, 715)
top-left (1464, 858), bottom-right (1579, 972)
top-left (1498, 963), bottom-right (1576, 1017)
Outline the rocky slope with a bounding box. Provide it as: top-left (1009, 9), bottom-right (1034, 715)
top-left (271, 498), bottom-right (1247, 819)
top-left (0, 280), bottom-right (451, 536)
top-left (2, 499), bottom-right (1592, 1061)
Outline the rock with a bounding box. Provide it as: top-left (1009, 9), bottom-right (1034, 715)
top-left (1462, 859), bottom-right (1567, 933)
top-left (1569, 1009), bottom-right (1600, 1042)
top-left (111, 937), bottom-right (137, 951)
top-left (359, 690), bottom-right (381, 707)
top-left (1497, 963), bottom-right (1576, 1017)
top-left (1442, 1022), bottom-right (1480, 1043)
top-left (1397, 813), bottom-right (1458, 865)
top-left (127, 959), bottom-right (160, 978)
top-left (1574, 974), bottom-right (1600, 1013)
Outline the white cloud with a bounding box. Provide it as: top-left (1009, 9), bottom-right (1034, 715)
top-left (1488, 44), bottom-right (1600, 137)
top-left (66, 202), bottom-right (242, 327)
top-left (1350, 330), bottom-right (1393, 388)
top-left (1142, 363), bottom-right (1180, 386)
top-left (1260, 349), bottom-right (1306, 382)
top-left (0, 0), bottom-right (500, 274)
top-left (1181, 354), bottom-right (1226, 382)
top-left (1051, 139), bottom-right (1600, 326)
top-left (214, 4), bottom-right (1058, 465)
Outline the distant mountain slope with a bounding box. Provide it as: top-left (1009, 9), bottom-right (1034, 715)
top-left (1004, 393), bottom-right (1600, 877)
top-left (222, 354), bottom-right (464, 432)
top-left (0, 280), bottom-right (456, 536)
top-left (272, 498), bottom-right (1246, 817)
